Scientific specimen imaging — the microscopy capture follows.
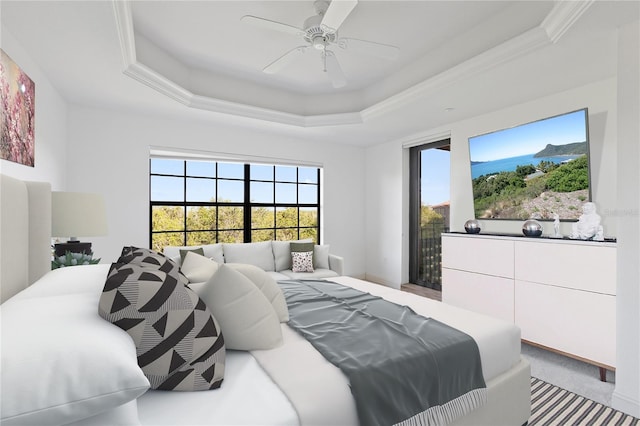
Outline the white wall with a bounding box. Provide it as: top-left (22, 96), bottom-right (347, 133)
top-left (65, 106), bottom-right (367, 277)
top-left (365, 78), bottom-right (618, 288)
top-left (0, 29), bottom-right (67, 188)
top-left (611, 19), bottom-right (640, 418)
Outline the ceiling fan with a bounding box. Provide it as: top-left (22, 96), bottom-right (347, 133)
top-left (241, 0), bottom-right (399, 88)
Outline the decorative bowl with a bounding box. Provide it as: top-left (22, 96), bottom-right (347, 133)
top-left (464, 219), bottom-right (481, 234)
top-left (522, 219), bottom-right (543, 237)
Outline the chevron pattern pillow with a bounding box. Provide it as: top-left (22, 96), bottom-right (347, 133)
top-left (99, 262), bottom-right (225, 391)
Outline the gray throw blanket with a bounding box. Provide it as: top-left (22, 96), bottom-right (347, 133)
top-left (278, 279), bottom-right (486, 426)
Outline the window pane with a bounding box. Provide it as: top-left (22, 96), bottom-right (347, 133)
top-left (275, 183), bottom-right (296, 203)
top-left (275, 166), bottom-right (296, 182)
top-left (187, 231), bottom-right (216, 246)
top-left (151, 158), bottom-right (183, 175)
top-left (218, 162), bottom-right (244, 179)
top-left (152, 206), bottom-right (184, 231)
top-left (298, 184), bottom-right (317, 204)
top-left (187, 206), bottom-right (216, 230)
top-left (218, 206), bottom-right (243, 230)
top-left (299, 207), bottom-right (317, 227)
top-left (276, 228), bottom-right (298, 240)
top-left (252, 206), bottom-right (274, 228)
top-left (299, 227), bottom-right (318, 243)
top-left (217, 230), bottom-right (243, 243)
top-left (151, 176), bottom-right (184, 201)
top-left (187, 161), bottom-right (215, 178)
top-left (250, 164), bottom-right (273, 180)
top-left (298, 167), bottom-right (318, 184)
top-left (252, 229), bottom-right (274, 242)
top-left (186, 178), bottom-right (215, 202)
top-left (250, 181), bottom-right (273, 203)
top-left (218, 180), bottom-right (244, 202)
top-left (276, 207), bottom-right (297, 228)
top-left (152, 232), bottom-right (184, 253)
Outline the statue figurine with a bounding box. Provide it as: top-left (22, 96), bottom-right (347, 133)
top-left (571, 202), bottom-right (604, 241)
top-left (553, 213), bottom-right (561, 238)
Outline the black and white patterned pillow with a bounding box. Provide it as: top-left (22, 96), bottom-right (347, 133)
top-left (292, 251), bottom-right (314, 273)
top-left (99, 263), bottom-right (225, 391)
top-left (118, 246), bottom-right (188, 286)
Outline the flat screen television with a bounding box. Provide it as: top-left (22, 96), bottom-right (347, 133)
top-left (468, 108), bottom-right (590, 221)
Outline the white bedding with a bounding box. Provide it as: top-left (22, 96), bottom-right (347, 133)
top-left (4, 265), bottom-right (521, 426)
top-left (137, 351), bottom-right (298, 426)
top-left (136, 276), bottom-right (522, 426)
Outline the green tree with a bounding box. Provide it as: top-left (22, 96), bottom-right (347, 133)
top-left (545, 155), bottom-right (589, 192)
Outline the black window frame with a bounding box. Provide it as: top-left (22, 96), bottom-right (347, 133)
top-left (149, 159), bottom-right (321, 251)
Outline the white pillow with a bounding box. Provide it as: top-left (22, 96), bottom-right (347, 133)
top-left (1, 293), bottom-right (150, 426)
top-left (223, 241), bottom-right (275, 271)
top-left (272, 239), bottom-right (313, 272)
top-left (227, 263), bottom-right (289, 322)
top-left (181, 251), bottom-right (220, 283)
top-left (313, 245), bottom-right (331, 270)
top-left (163, 244), bottom-right (224, 264)
top-left (193, 264), bottom-right (282, 350)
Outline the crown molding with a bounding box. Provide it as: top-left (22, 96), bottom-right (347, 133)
top-left (112, 0), bottom-right (590, 128)
top-left (362, 26), bottom-right (551, 122)
top-left (112, 0), bottom-right (137, 68)
top-left (542, 0), bottom-right (595, 43)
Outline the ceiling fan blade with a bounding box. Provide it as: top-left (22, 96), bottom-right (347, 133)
top-left (320, 0), bottom-right (358, 34)
top-left (263, 46), bottom-right (308, 74)
top-left (241, 15), bottom-right (304, 37)
top-left (339, 37), bottom-right (399, 61)
top-left (323, 51), bottom-right (347, 88)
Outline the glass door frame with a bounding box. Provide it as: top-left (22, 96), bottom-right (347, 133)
top-left (409, 138), bottom-right (451, 288)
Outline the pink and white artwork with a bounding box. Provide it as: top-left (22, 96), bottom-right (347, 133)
top-left (1, 49), bottom-right (35, 167)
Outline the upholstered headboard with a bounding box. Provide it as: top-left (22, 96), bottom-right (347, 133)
top-left (0, 174), bottom-right (52, 303)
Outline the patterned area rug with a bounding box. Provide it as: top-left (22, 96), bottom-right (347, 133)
top-left (531, 377), bottom-right (639, 425)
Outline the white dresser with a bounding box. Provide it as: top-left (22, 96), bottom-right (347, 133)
top-left (442, 232), bottom-right (617, 377)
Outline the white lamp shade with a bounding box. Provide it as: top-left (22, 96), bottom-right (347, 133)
top-left (52, 191), bottom-right (108, 239)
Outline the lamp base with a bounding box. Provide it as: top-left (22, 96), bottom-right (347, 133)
top-left (54, 241), bottom-right (92, 257)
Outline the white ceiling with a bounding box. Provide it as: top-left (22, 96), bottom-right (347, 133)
top-left (1, 1), bottom-right (638, 146)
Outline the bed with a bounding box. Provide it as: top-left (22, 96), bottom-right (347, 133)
top-left (0, 174), bottom-right (531, 426)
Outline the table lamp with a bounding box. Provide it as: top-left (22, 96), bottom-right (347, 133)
top-left (51, 191), bottom-right (108, 257)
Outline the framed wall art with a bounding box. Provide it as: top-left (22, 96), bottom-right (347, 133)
top-left (1, 49), bottom-right (35, 167)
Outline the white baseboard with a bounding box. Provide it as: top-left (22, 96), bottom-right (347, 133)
top-left (612, 390), bottom-right (640, 418)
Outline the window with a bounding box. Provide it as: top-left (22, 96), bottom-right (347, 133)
top-left (150, 158), bottom-right (321, 252)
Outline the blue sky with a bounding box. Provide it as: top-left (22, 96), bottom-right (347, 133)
top-left (469, 109), bottom-right (588, 162)
top-left (150, 159), bottom-right (318, 204)
top-left (421, 148), bottom-right (450, 206)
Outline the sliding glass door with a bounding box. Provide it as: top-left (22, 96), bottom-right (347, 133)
top-left (409, 140), bottom-right (451, 290)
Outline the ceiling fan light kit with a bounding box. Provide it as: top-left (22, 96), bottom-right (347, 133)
top-left (242, 0), bottom-right (399, 89)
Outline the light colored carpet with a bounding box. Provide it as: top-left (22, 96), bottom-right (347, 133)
top-left (522, 343), bottom-right (615, 407)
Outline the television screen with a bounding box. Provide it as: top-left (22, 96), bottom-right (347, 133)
top-left (469, 108), bottom-right (590, 221)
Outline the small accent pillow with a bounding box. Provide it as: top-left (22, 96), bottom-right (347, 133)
top-left (227, 263), bottom-right (289, 322)
top-left (292, 251), bottom-right (314, 273)
top-left (179, 247), bottom-right (205, 263)
top-left (290, 241), bottom-right (314, 253)
top-left (192, 264), bottom-right (282, 350)
top-left (118, 246), bottom-right (188, 286)
top-left (181, 251), bottom-right (220, 283)
top-left (99, 263), bottom-right (225, 391)
top-left (272, 239), bottom-right (313, 271)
